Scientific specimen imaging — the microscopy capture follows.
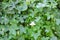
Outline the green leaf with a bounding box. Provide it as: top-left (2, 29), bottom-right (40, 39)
top-left (10, 19), bottom-right (18, 24)
top-left (16, 3), bottom-right (27, 11)
top-left (50, 36), bottom-right (57, 40)
top-left (20, 25), bottom-right (26, 34)
top-left (41, 37), bottom-right (49, 40)
top-left (33, 31), bottom-right (40, 40)
top-left (9, 29), bottom-right (16, 36)
top-left (0, 17), bottom-right (9, 24)
top-left (56, 19), bottom-right (60, 25)
top-left (18, 36), bottom-right (25, 40)
top-left (35, 16), bottom-right (41, 22)
top-left (36, 3), bottom-right (46, 8)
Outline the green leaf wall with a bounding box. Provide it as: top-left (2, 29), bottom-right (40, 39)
top-left (0, 0), bottom-right (60, 40)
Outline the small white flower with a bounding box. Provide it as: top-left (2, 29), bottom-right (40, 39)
top-left (30, 21), bottom-right (36, 26)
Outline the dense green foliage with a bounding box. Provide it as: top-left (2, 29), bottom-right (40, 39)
top-left (0, 0), bottom-right (60, 40)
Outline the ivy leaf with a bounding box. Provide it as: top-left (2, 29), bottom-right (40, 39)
top-left (9, 28), bottom-right (16, 36)
top-left (18, 16), bottom-right (24, 23)
top-left (2, 3), bottom-right (10, 9)
top-left (9, 25), bottom-right (18, 36)
top-left (4, 10), bottom-right (15, 14)
top-left (50, 36), bottom-right (57, 40)
top-left (10, 19), bottom-right (18, 24)
top-left (0, 17), bottom-right (9, 24)
top-left (16, 3), bottom-right (27, 11)
top-left (32, 31), bottom-right (40, 40)
top-left (18, 36), bottom-right (25, 40)
top-left (41, 37), bottom-right (49, 40)
top-left (35, 16), bottom-right (41, 22)
top-left (20, 25), bottom-right (26, 34)
top-left (36, 3), bottom-right (46, 8)
top-left (56, 19), bottom-right (60, 25)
